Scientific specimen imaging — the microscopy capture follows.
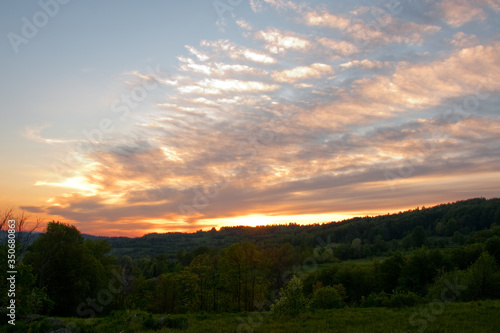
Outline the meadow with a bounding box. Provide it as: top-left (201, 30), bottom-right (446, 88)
top-left (7, 300), bottom-right (499, 333)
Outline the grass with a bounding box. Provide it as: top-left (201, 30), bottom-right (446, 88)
top-left (2, 300), bottom-right (499, 333)
top-left (317, 256), bottom-right (388, 270)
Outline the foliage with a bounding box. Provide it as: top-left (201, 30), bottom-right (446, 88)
top-left (3, 300), bottom-right (500, 333)
top-left (271, 276), bottom-right (308, 318)
top-left (23, 222), bottom-right (113, 316)
top-left (360, 290), bottom-right (421, 308)
top-left (427, 252), bottom-right (500, 302)
top-left (103, 198), bottom-right (500, 259)
top-left (4, 197), bottom-right (500, 324)
top-left (485, 235), bottom-right (500, 264)
top-left (310, 286), bottom-right (344, 309)
top-left (463, 252), bottom-right (500, 300)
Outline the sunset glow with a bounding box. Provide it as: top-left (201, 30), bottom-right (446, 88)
top-left (1, 0), bottom-right (499, 237)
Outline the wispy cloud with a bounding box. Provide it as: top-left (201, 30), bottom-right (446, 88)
top-left (255, 28), bottom-right (310, 54)
top-left (24, 0), bottom-right (500, 236)
top-left (272, 63), bottom-right (333, 82)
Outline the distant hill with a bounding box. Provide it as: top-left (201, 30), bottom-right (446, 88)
top-left (101, 197), bottom-right (500, 258)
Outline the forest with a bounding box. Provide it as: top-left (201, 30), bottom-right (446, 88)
top-left (1, 197), bottom-right (500, 332)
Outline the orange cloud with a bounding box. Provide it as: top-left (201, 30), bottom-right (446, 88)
top-left (439, 0), bottom-right (486, 27)
top-left (255, 28), bottom-right (310, 54)
top-left (304, 10), bottom-right (351, 30)
top-left (272, 63), bottom-right (333, 83)
top-left (178, 78), bottom-right (280, 95)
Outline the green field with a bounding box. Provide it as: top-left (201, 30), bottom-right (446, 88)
top-left (6, 300), bottom-right (499, 333)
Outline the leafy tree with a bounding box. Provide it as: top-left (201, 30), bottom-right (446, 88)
top-left (435, 221), bottom-right (446, 236)
top-left (0, 248), bottom-right (53, 317)
top-left (463, 252), bottom-right (500, 300)
top-left (150, 273), bottom-right (180, 313)
top-left (271, 276), bottom-right (308, 317)
top-left (220, 242), bottom-right (262, 312)
top-left (453, 231), bottom-right (465, 245)
top-left (126, 275), bottom-right (155, 310)
top-left (335, 265), bottom-right (375, 302)
top-left (373, 234), bottom-right (388, 255)
top-left (23, 222), bottom-right (111, 316)
top-left (265, 243), bottom-right (295, 292)
top-left (351, 238), bottom-right (362, 258)
top-left (399, 248), bottom-right (445, 295)
top-left (445, 218), bottom-right (459, 236)
top-left (485, 236), bottom-right (500, 264)
top-left (447, 243), bottom-right (483, 269)
top-left (186, 254), bottom-right (212, 312)
top-left (376, 252), bottom-right (405, 293)
top-left (411, 226), bottom-right (427, 248)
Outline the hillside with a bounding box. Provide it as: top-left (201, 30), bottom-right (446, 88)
top-left (105, 197), bottom-right (500, 258)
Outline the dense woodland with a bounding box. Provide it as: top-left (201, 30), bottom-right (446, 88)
top-left (1, 197), bottom-right (500, 327)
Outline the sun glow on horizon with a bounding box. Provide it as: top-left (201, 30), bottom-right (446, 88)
top-left (198, 212), bottom-right (361, 229)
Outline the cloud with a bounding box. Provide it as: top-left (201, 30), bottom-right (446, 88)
top-left (236, 19), bottom-right (253, 31)
top-left (178, 58), bottom-right (268, 77)
top-left (450, 32), bottom-right (479, 48)
top-left (343, 16), bottom-right (440, 47)
top-left (346, 42), bottom-right (500, 112)
top-left (438, 0), bottom-right (486, 27)
top-left (317, 37), bottom-right (359, 56)
top-left (340, 59), bottom-right (385, 69)
top-left (255, 28), bottom-right (310, 54)
top-left (304, 10), bottom-right (351, 30)
top-left (249, 0), bottom-right (264, 13)
top-left (24, 124), bottom-right (78, 144)
top-left (261, 0), bottom-right (301, 12)
top-left (19, 206), bottom-right (45, 214)
top-left (185, 45), bottom-right (209, 61)
top-left (29, 2), bottom-right (500, 236)
top-left (200, 40), bottom-right (277, 64)
top-left (272, 63), bottom-right (333, 82)
top-left (178, 78), bottom-right (280, 95)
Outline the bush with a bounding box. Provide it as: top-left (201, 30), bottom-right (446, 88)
top-left (463, 252), bottom-right (500, 300)
top-left (310, 286), bottom-right (344, 309)
top-left (360, 292), bottom-right (389, 307)
top-left (386, 291), bottom-right (421, 307)
top-left (158, 314), bottom-right (189, 329)
top-left (427, 269), bottom-right (468, 302)
top-left (142, 313), bottom-right (189, 330)
top-left (360, 291), bottom-right (420, 307)
top-left (271, 276), bottom-right (308, 318)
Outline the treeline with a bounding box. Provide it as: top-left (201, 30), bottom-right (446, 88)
top-left (2, 222), bottom-right (499, 320)
top-left (1, 198), bottom-right (500, 321)
top-left (107, 198), bottom-right (500, 258)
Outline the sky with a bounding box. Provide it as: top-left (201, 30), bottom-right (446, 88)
top-left (1, 0), bottom-right (499, 237)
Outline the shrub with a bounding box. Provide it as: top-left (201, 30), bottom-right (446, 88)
top-left (360, 292), bottom-right (389, 307)
top-left (427, 269), bottom-right (468, 302)
top-left (158, 314), bottom-right (189, 329)
top-left (310, 286), bottom-right (344, 309)
top-left (386, 291), bottom-right (421, 307)
top-left (360, 291), bottom-right (420, 307)
top-left (271, 276), bottom-right (308, 318)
